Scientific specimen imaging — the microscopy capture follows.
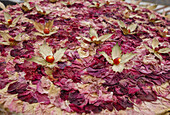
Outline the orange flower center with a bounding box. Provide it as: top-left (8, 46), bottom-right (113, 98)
top-left (44, 27), bottom-right (50, 34)
top-left (8, 19), bottom-right (12, 25)
top-left (113, 57), bottom-right (121, 65)
top-left (46, 55), bottom-right (54, 63)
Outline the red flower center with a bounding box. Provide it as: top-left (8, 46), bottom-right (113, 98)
top-left (113, 57), bottom-right (121, 65)
top-left (128, 29), bottom-right (131, 33)
top-left (44, 28), bottom-right (50, 34)
top-left (9, 38), bottom-right (15, 42)
top-left (90, 36), bottom-right (96, 41)
top-left (46, 55), bottom-right (54, 63)
top-left (8, 19), bottom-right (12, 25)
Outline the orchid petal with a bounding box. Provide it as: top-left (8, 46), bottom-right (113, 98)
top-left (28, 56), bottom-right (47, 66)
top-left (89, 28), bottom-right (98, 38)
top-left (0, 2), bottom-right (5, 10)
top-left (45, 20), bottom-right (54, 31)
top-left (33, 21), bottom-right (44, 33)
top-left (144, 44), bottom-right (154, 53)
top-left (117, 20), bottom-right (126, 28)
top-left (39, 43), bottom-right (53, 59)
top-left (99, 52), bottom-right (113, 64)
top-left (158, 48), bottom-right (170, 54)
top-left (4, 12), bottom-right (11, 22)
top-left (54, 48), bottom-right (67, 62)
top-left (121, 52), bottom-right (137, 63)
top-left (83, 37), bottom-right (92, 42)
top-left (154, 52), bottom-right (162, 61)
top-left (0, 32), bottom-right (11, 41)
top-left (12, 15), bottom-right (22, 26)
top-left (14, 33), bottom-right (23, 41)
top-left (127, 23), bottom-right (137, 32)
top-left (112, 63), bottom-right (124, 72)
top-left (152, 38), bottom-right (159, 50)
top-left (98, 34), bottom-right (113, 42)
top-left (112, 43), bottom-right (122, 60)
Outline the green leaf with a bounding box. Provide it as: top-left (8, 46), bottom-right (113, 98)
top-left (83, 37), bottom-right (92, 42)
top-left (28, 56), bottom-right (47, 65)
top-left (111, 43), bottom-right (122, 60)
top-left (98, 34), bottom-right (113, 42)
top-left (39, 43), bottom-right (53, 59)
top-left (99, 52), bottom-right (113, 64)
top-left (127, 23), bottom-right (137, 32)
top-left (0, 2), bottom-right (5, 10)
top-left (54, 48), bottom-right (67, 62)
top-left (89, 28), bottom-right (98, 38)
top-left (154, 52), bottom-right (162, 61)
top-left (4, 12), bottom-right (11, 22)
top-left (147, 4), bottom-right (157, 10)
top-left (152, 38), bottom-right (159, 50)
top-left (144, 44), bottom-right (154, 53)
top-left (117, 20), bottom-right (126, 28)
top-left (121, 52), bottom-right (136, 63)
top-left (112, 63), bottom-right (124, 72)
top-left (158, 48), bottom-right (170, 54)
